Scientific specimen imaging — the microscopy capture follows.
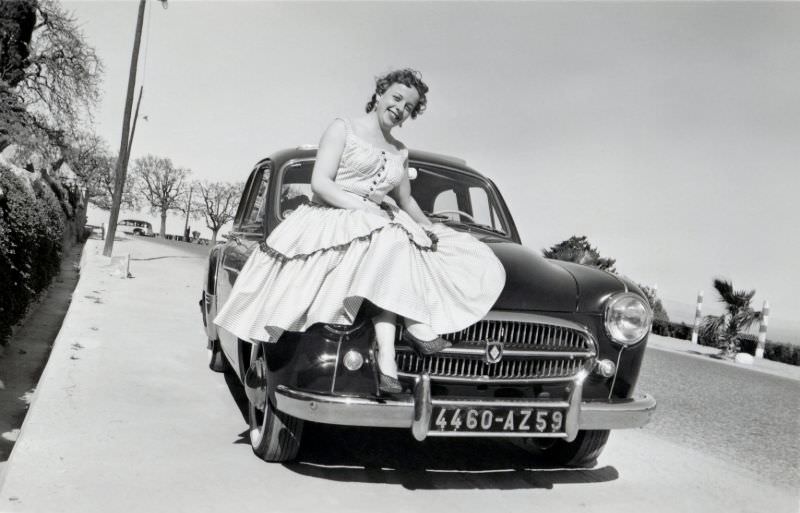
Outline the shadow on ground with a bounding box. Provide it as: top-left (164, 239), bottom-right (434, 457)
top-left (221, 368), bottom-right (618, 490)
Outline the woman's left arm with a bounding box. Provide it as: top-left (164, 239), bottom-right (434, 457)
top-left (390, 157), bottom-right (432, 227)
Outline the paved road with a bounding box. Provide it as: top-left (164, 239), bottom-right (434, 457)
top-left (0, 237), bottom-right (797, 513)
top-left (638, 348), bottom-right (800, 489)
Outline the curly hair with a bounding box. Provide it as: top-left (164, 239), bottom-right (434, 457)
top-left (365, 68), bottom-right (429, 119)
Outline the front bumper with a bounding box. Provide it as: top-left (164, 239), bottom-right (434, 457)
top-left (274, 371), bottom-right (656, 442)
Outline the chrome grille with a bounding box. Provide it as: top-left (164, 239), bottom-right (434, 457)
top-left (442, 320), bottom-right (593, 351)
top-left (395, 318), bottom-right (596, 383)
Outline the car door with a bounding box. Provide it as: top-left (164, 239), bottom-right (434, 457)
top-left (216, 163), bottom-right (271, 360)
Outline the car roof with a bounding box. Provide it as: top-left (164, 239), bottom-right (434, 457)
top-left (256, 147), bottom-right (488, 181)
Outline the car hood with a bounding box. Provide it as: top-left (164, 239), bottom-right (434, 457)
top-left (484, 240), bottom-right (628, 313)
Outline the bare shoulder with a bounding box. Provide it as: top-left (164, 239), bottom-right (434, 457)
top-left (319, 118), bottom-right (347, 147)
top-left (324, 118), bottom-right (347, 137)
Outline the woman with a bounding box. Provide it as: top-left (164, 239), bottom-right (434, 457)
top-left (214, 69), bottom-right (506, 393)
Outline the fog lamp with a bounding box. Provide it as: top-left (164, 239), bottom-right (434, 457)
top-left (343, 350), bottom-right (364, 371)
top-left (595, 359), bottom-right (616, 378)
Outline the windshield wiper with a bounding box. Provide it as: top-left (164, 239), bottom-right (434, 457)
top-left (441, 219), bottom-right (507, 237)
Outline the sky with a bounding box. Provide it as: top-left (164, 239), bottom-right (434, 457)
top-left (66, 1), bottom-right (799, 340)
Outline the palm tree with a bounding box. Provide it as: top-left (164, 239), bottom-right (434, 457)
top-left (699, 278), bottom-right (762, 357)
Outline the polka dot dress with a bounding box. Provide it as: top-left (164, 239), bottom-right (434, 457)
top-left (214, 118), bottom-right (506, 343)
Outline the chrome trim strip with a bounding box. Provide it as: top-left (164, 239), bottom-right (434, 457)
top-left (565, 370), bottom-right (588, 442)
top-left (273, 385), bottom-right (655, 433)
top-left (330, 336), bottom-right (342, 394)
top-left (580, 394), bottom-right (657, 430)
top-left (397, 347), bottom-right (594, 359)
top-left (482, 311), bottom-right (592, 332)
top-left (411, 373), bottom-right (431, 441)
top-left (274, 385), bottom-right (414, 428)
top-left (396, 371), bottom-right (578, 384)
top-left (608, 346), bottom-right (625, 400)
top-left (431, 399), bottom-right (570, 408)
top-left (425, 432), bottom-right (566, 438)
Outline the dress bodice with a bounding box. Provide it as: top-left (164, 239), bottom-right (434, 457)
top-left (333, 117), bottom-right (408, 205)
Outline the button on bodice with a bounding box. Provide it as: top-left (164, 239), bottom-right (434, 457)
top-left (334, 118), bottom-right (407, 205)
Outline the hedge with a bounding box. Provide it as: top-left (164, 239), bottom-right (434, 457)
top-left (652, 319), bottom-right (800, 367)
top-left (0, 165), bottom-right (66, 344)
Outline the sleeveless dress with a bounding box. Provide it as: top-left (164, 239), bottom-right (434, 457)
top-left (214, 118), bottom-right (506, 343)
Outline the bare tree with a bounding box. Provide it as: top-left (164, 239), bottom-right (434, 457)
top-left (0, 0), bottom-right (102, 153)
top-left (196, 181), bottom-right (244, 245)
top-left (132, 155), bottom-right (189, 237)
top-left (51, 131), bottom-right (135, 211)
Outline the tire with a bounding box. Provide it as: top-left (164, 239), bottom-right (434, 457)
top-left (532, 430), bottom-right (610, 468)
top-left (207, 338), bottom-right (227, 372)
top-left (246, 342), bottom-right (304, 462)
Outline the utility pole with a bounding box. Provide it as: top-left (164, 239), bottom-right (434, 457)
top-left (124, 86), bottom-right (144, 171)
top-left (103, 0), bottom-right (146, 257)
top-left (183, 185), bottom-right (193, 239)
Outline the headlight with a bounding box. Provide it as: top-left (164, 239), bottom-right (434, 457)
top-left (604, 292), bottom-right (653, 345)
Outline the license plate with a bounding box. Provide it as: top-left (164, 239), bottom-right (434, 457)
top-left (430, 406), bottom-right (566, 434)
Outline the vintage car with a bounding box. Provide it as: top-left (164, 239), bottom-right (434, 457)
top-left (199, 146), bottom-right (656, 465)
top-left (116, 218), bottom-right (153, 237)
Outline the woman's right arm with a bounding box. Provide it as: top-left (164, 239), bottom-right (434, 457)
top-left (310, 120), bottom-right (367, 210)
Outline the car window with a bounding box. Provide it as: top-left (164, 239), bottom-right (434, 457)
top-left (234, 169), bottom-right (258, 228)
top-left (433, 190), bottom-right (458, 213)
top-left (410, 165), bottom-right (509, 234)
top-left (277, 160), bottom-right (314, 219)
top-left (243, 174), bottom-right (269, 229)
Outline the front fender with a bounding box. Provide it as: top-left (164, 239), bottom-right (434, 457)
top-left (201, 246), bottom-right (222, 341)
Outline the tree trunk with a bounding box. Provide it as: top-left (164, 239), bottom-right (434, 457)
top-left (211, 229), bottom-right (218, 245)
top-left (160, 209), bottom-right (167, 238)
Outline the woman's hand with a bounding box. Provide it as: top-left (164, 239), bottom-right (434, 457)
top-left (388, 160), bottom-right (432, 227)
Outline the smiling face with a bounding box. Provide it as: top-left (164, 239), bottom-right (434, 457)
top-left (375, 82), bottom-right (420, 128)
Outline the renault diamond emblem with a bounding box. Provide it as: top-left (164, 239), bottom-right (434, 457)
top-left (485, 340), bottom-right (503, 364)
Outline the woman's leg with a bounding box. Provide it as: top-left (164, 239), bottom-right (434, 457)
top-left (373, 309), bottom-right (398, 378)
top-left (404, 318), bottom-right (438, 341)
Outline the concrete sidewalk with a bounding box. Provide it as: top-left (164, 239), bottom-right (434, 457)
top-left (646, 334), bottom-right (800, 382)
top-left (0, 237), bottom-right (240, 511)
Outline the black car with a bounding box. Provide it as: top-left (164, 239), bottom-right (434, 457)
top-left (200, 146), bottom-right (656, 465)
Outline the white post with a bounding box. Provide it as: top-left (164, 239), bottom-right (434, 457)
top-left (125, 252), bottom-right (131, 279)
top-left (755, 300), bottom-right (769, 359)
top-left (650, 283), bottom-right (658, 332)
top-left (691, 290), bottom-right (703, 344)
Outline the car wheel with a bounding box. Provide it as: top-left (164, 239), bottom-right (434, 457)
top-left (207, 338), bottom-right (227, 372)
top-left (530, 430), bottom-right (610, 468)
top-left (245, 342), bottom-right (304, 462)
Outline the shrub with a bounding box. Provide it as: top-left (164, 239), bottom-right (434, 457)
top-left (652, 319), bottom-right (692, 340)
top-left (0, 165), bottom-right (66, 344)
top-left (652, 319), bottom-right (800, 367)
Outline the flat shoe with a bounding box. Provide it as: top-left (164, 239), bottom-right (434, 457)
top-left (378, 372), bottom-right (403, 394)
top-left (401, 330), bottom-right (452, 356)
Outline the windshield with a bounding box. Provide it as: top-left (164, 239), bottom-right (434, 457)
top-left (277, 159), bottom-right (511, 238)
top-left (408, 164), bottom-right (509, 236)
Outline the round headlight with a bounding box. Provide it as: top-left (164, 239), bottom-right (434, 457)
top-left (604, 292), bottom-right (653, 345)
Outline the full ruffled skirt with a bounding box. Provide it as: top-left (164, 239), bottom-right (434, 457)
top-left (213, 202), bottom-right (506, 343)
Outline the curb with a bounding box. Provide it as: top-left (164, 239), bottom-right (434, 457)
top-left (647, 336), bottom-right (800, 382)
top-left (0, 239), bottom-right (96, 490)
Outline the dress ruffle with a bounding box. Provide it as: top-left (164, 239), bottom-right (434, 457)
top-left (213, 204), bottom-right (506, 343)
top-left (264, 201), bottom-right (436, 260)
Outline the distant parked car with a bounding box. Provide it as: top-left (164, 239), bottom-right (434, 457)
top-left (200, 146), bottom-right (656, 465)
top-left (117, 219), bottom-right (153, 237)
